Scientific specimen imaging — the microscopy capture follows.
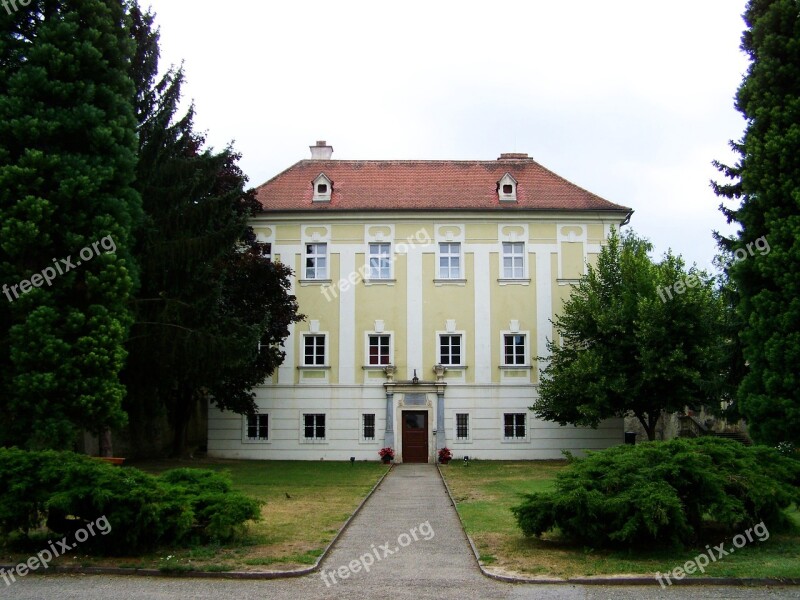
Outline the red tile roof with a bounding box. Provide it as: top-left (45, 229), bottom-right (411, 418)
top-left (255, 156), bottom-right (631, 214)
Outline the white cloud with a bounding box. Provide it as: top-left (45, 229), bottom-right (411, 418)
top-left (146, 0), bottom-right (750, 269)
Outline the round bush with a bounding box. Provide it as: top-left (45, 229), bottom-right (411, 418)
top-left (0, 448), bottom-right (261, 554)
top-left (512, 437), bottom-right (800, 548)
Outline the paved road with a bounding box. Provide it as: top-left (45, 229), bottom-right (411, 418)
top-left (5, 464), bottom-right (798, 599)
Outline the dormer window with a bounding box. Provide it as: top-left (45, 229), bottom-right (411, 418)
top-left (498, 173), bottom-right (517, 202)
top-left (312, 173), bottom-right (332, 202)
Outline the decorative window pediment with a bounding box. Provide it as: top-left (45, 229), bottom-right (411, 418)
top-left (498, 172), bottom-right (517, 202)
top-left (312, 173), bottom-right (332, 202)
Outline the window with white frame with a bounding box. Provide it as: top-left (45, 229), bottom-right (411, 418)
top-left (368, 334), bottom-right (390, 365)
top-left (439, 334), bottom-right (462, 366)
top-left (504, 334), bottom-right (526, 365)
top-left (438, 242), bottom-right (461, 279)
top-left (304, 334), bottom-right (326, 366)
top-left (504, 413), bottom-right (526, 439)
top-left (245, 414), bottom-right (269, 441)
top-left (261, 243), bottom-right (272, 262)
top-left (362, 413), bottom-right (376, 441)
top-left (305, 243), bottom-right (327, 279)
top-left (502, 242), bottom-right (525, 278)
top-left (304, 413), bottom-right (326, 440)
top-left (455, 413), bottom-right (469, 441)
top-left (368, 243), bottom-right (391, 279)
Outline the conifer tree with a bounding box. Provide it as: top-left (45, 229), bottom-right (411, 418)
top-left (713, 0), bottom-right (800, 445)
top-left (0, 0), bottom-right (140, 448)
top-left (123, 5), bottom-right (301, 456)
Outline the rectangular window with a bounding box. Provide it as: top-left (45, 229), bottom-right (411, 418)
top-left (304, 413), bottom-right (326, 440)
top-left (362, 413), bottom-right (376, 440)
top-left (439, 242), bottom-right (461, 279)
top-left (504, 413), bottom-right (526, 439)
top-left (456, 413), bottom-right (469, 440)
top-left (504, 334), bottom-right (526, 365)
top-left (246, 414), bottom-right (269, 441)
top-left (304, 335), bottom-right (326, 366)
top-left (439, 334), bottom-right (462, 366)
top-left (369, 243), bottom-right (391, 279)
top-left (368, 334), bottom-right (390, 365)
top-left (502, 242), bottom-right (524, 278)
top-left (305, 243), bottom-right (327, 279)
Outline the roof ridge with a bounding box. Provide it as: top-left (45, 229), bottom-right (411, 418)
top-left (254, 158), bottom-right (633, 215)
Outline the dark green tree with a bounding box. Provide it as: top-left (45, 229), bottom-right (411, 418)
top-left (712, 0), bottom-right (800, 446)
top-left (123, 5), bottom-right (301, 456)
top-left (0, 0), bottom-right (140, 448)
top-left (533, 229), bottom-right (729, 441)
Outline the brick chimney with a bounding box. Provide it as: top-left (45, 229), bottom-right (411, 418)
top-left (310, 140), bottom-right (333, 160)
top-left (497, 152), bottom-right (531, 161)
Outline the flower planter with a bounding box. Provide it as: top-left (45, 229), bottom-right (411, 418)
top-left (94, 457), bottom-right (126, 466)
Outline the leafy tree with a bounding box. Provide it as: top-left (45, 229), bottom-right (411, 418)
top-left (708, 256), bottom-right (749, 422)
top-left (533, 229), bottom-right (729, 441)
top-left (0, 0), bottom-right (140, 448)
top-left (122, 4), bottom-right (301, 456)
top-left (712, 0), bottom-right (800, 446)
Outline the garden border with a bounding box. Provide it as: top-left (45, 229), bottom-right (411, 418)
top-left (0, 463), bottom-right (394, 581)
top-left (435, 464), bottom-right (800, 587)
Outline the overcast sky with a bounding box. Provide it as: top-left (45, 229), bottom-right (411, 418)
top-left (146, 0), bottom-right (750, 270)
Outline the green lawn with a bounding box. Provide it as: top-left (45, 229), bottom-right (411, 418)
top-left (1, 459), bottom-right (388, 572)
top-left (440, 460), bottom-right (800, 579)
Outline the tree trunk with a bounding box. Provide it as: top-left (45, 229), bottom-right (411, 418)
top-left (170, 385), bottom-right (193, 458)
top-left (635, 411), bottom-right (659, 441)
top-left (99, 427), bottom-right (113, 457)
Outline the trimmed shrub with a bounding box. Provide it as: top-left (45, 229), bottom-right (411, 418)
top-left (512, 437), bottom-right (800, 549)
top-left (0, 448), bottom-right (261, 554)
top-left (160, 468), bottom-right (262, 542)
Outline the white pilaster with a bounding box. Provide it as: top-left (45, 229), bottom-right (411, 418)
top-left (339, 248), bottom-right (356, 384)
top-left (473, 246), bottom-right (491, 383)
top-left (406, 244), bottom-right (423, 379)
top-left (536, 250), bottom-right (553, 362)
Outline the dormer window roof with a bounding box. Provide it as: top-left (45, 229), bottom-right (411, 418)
top-left (312, 173), bottom-right (332, 202)
top-left (498, 173), bottom-right (517, 202)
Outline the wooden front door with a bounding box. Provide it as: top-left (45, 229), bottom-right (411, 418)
top-left (402, 411), bottom-right (428, 463)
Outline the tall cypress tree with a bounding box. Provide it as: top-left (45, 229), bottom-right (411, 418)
top-left (123, 5), bottom-right (301, 456)
top-left (0, 1), bottom-right (140, 448)
top-left (713, 0), bottom-right (800, 446)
